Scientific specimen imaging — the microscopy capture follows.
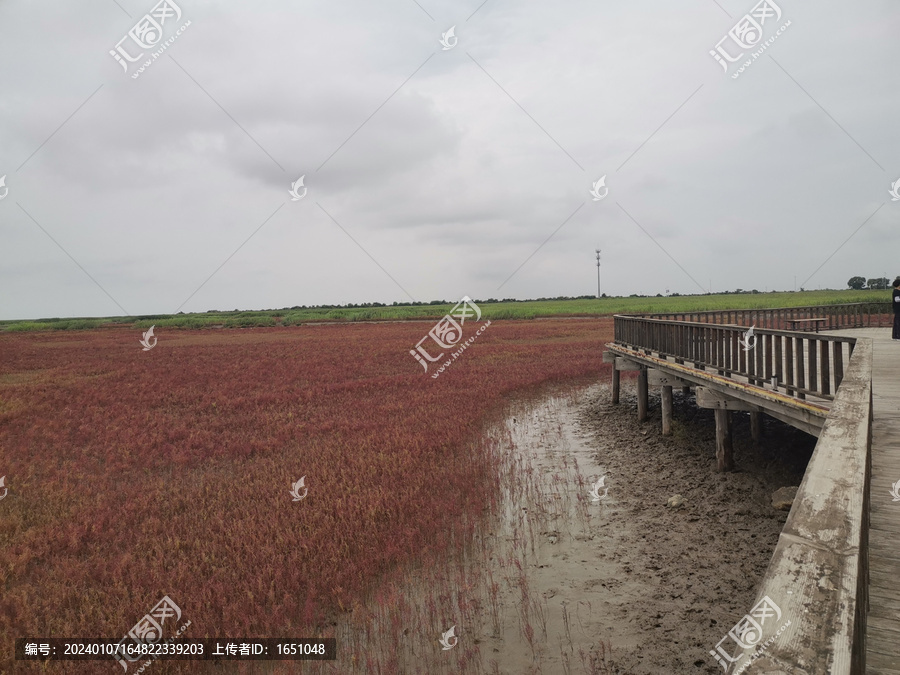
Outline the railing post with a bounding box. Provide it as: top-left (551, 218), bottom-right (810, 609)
top-left (739, 331), bottom-right (747, 375)
top-left (785, 336), bottom-right (794, 396)
top-left (808, 339), bottom-right (818, 397)
top-left (821, 340), bottom-right (831, 397)
top-left (834, 341), bottom-right (844, 389)
top-left (703, 326), bottom-right (710, 365)
top-left (695, 324), bottom-right (701, 365)
top-left (796, 337), bottom-right (806, 400)
top-left (774, 335), bottom-right (783, 385)
top-left (711, 326), bottom-right (718, 371)
top-left (754, 336), bottom-right (764, 386)
top-left (724, 327), bottom-right (732, 376)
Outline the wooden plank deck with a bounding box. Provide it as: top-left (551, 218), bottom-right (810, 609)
top-left (831, 328), bottom-right (900, 673)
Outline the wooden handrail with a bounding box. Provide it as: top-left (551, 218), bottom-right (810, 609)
top-left (640, 302), bottom-right (891, 331)
top-left (724, 339), bottom-right (872, 674)
top-left (613, 316), bottom-right (856, 401)
top-left (609, 306), bottom-right (875, 673)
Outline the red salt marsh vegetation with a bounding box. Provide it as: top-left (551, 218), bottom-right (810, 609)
top-left (0, 318), bottom-right (612, 673)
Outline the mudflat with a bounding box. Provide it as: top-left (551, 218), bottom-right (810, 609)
top-left (324, 381), bottom-right (813, 674)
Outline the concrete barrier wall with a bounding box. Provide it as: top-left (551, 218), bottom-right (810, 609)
top-left (717, 339), bottom-right (872, 675)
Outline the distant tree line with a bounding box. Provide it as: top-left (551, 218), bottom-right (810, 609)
top-left (847, 276), bottom-right (889, 290)
top-left (207, 296), bottom-right (609, 312)
top-left (193, 286), bottom-right (876, 316)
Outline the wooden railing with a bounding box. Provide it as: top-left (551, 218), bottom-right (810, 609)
top-left (727, 339), bottom-right (872, 674)
top-left (610, 305), bottom-right (875, 673)
top-left (614, 316), bottom-right (857, 401)
top-left (646, 301), bottom-right (890, 331)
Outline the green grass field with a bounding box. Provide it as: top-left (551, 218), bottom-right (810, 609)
top-left (0, 289), bottom-right (891, 331)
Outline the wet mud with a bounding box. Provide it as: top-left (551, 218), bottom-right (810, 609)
top-left (303, 380), bottom-right (814, 675)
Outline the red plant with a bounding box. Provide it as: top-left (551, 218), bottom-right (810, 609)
top-left (0, 318), bottom-right (612, 673)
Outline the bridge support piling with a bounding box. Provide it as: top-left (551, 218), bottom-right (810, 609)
top-left (749, 411), bottom-right (762, 441)
top-left (661, 385), bottom-right (673, 435)
top-left (611, 369), bottom-right (620, 404)
top-left (637, 368), bottom-right (648, 422)
top-left (714, 409), bottom-right (734, 472)
top-left (682, 386), bottom-right (691, 399)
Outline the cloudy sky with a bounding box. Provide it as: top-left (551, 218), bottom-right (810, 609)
top-left (1, 0), bottom-right (897, 320)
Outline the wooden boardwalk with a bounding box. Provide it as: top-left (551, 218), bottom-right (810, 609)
top-left (832, 328), bottom-right (900, 673)
top-left (610, 308), bottom-right (893, 671)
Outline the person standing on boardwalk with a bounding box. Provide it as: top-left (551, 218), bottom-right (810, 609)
top-left (893, 277), bottom-right (900, 340)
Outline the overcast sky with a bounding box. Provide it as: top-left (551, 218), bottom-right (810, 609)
top-left (1, 0), bottom-right (898, 320)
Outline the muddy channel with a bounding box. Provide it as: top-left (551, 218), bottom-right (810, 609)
top-left (291, 381), bottom-right (815, 675)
